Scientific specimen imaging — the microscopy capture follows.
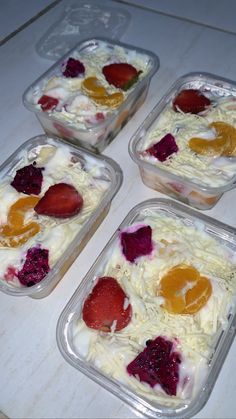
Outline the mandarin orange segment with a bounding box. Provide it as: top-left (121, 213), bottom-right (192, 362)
top-left (0, 223), bottom-right (40, 248)
top-left (159, 264), bottom-right (212, 315)
top-left (183, 275), bottom-right (212, 314)
top-left (188, 134), bottom-right (226, 156)
top-left (188, 191), bottom-right (218, 206)
top-left (7, 196), bottom-right (40, 228)
top-left (81, 77), bottom-right (107, 97)
top-left (210, 122), bottom-right (236, 156)
top-left (189, 121), bottom-right (236, 157)
top-left (91, 92), bottom-right (124, 109)
top-left (0, 196), bottom-right (40, 248)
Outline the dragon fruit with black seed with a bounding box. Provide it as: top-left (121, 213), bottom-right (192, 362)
top-left (11, 163), bottom-right (44, 195)
top-left (127, 336), bottom-right (181, 396)
top-left (17, 246), bottom-right (50, 287)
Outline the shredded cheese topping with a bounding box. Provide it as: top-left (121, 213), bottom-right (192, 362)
top-left (73, 211), bottom-right (236, 407)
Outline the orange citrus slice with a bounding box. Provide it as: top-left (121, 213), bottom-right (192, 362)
top-left (159, 264), bottom-right (212, 314)
top-left (189, 121), bottom-right (236, 157)
top-left (91, 92), bottom-right (124, 109)
top-left (81, 77), bottom-right (107, 97)
top-left (0, 196), bottom-right (40, 247)
top-left (81, 77), bottom-right (124, 109)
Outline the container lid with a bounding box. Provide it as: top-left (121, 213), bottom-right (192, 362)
top-left (36, 1), bottom-right (131, 60)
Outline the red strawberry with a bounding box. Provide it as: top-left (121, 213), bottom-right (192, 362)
top-left (82, 276), bottom-right (132, 332)
top-left (38, 95), bottom-right (59, 111)
top-left (34, 183), bottom-right (83, 218)
top-left (173, 89), bottom-right (211, 114)
top-left (102, 63), bottom-right (141, 91)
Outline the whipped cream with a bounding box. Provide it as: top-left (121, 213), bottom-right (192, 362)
top-left (0, 138), bottom-right (110, 289)
top-left (73, 211), bottom-right (236, 406)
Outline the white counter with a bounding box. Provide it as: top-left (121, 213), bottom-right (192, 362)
top-left (0, 1), bottom-right (236, 418)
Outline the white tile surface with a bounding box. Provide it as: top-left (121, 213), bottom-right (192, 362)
top-left (0, 1), bottom-right (236, 419)
top-left (0, 0), bottom-right (55, 41)
top-left (125, 0), bottom-right (236, 33)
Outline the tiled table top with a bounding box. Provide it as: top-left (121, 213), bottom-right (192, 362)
top-left (0, 0), bottom-right (57, 43)
top-left (122, 0), bottom-right (236, 34)
top-left (0, 1), bottom-right (236, 418)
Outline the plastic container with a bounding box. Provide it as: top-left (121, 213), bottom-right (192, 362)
top-left (0, 134), bottom-right (122, 298)
top-left (23, 38), bottom-right (159, 153)
top-left (36, 1), bottom-right (131, 61)
top-left (129, 72), bottom-right (236, 210)
top-left (57, 198), bottom-right (236, 418)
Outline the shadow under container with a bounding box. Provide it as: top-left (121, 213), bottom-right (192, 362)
top-left (23, 37), bottom-right (159, 153)
top-left (0, 135), bottom-right (122, 298)
top-left (129, 72), bottom-right (236, 210)
top-left (56, 198), bottom-right (236, 418)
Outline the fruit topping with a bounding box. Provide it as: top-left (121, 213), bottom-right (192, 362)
top-left (127, 336), bottom-right (181, 396)
top-left (17, 246), bottom-right (50, 287)
top-left (173, 89), bottom-right (211, 114)
top-left (82, 276), bottom-right (132, 332)
top-left (81, 77), bottom-right (107, 97)
top-left (91, 92), bottom-right (124, 109)
top-left (38, 95), bottom-right (59, 111)
top-left (102, 63), bottom-right (141, 91)
top-left (145, 133), bottom-right (178, 162)
top-left (62, 57), bottom-right (85, 78)
top-left (81, 77), bottom-right (124, 109)
top-left (0, 196), bottom-right (40, 248)
top-left (189, 121), bottom-right (236, 157)
top-left (159, 264), bottom-right (212, 314)
top-left (11, 163), bottom-right (43, 195)
top-left (34, 183), bottom-right (83, 218)
top-left (121, 225), bottom-right (153, 263)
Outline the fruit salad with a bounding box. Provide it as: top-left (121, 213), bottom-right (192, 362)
top-left (62, 200), bottom-right (236, 415)
top-left (0, 135), bottom-right (122, 297)
top-left (24, 38), bottom-right (159, 152)
top-left (129, 73), bottom-right (236, 209)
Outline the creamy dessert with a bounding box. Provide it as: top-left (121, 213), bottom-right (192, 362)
top-left (140, 91), bottom-right (236, 188)
top-left (129, 77), bottom-right (236, 209)
top-left (0, 137), bottom-right (112, 292)
top-left (72, 209), bottom-right (236, 407)
top-left (24, 39), bottom-right (158, 152)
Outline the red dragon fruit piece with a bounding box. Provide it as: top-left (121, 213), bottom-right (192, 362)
top-left (17, 247), bottom-right (50, 287)
top-left (146, 133), bottom-right (178, 162)
top-left (120, 225), bottom-right (153, 263)
top-left (127, 336), bottom-right (181, 396)
top-left (11, 163), bottom-right (44, 195)
top-left (62, 57), bottom-right (85, 78)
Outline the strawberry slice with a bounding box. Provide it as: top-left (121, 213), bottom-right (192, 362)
top-left (82, 276), bottom-right (132, 332)
top-left (102, 63), bottom-right (141, 91)
top-left (38, 95), bottom-right (59, 111)
top-left (173, 89), bottom-right (211, 114)
top-left (34, 183), bottom-right (83, 218)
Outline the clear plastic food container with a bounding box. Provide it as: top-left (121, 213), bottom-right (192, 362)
top-left (0, 134), bottom-right (122, 298)
top-left (23, 37), bottom-right (159, 153)
top-left (57, 198), bottom-right (236, 418)
top-left (129, 72), bottom-right (236, 210)
top-left (36, 1), bottom-right (131, 60)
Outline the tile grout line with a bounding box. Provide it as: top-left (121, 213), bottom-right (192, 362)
top-left (115, 0), bottom-right (236, 37)
top-left (1, 0), bottom-right (236, 48)
top-left (0, 0), bottom-right (63, 47)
